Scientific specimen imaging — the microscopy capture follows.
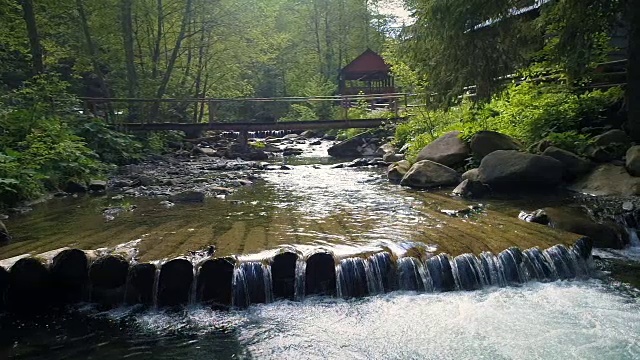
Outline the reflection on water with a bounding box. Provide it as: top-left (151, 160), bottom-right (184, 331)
top-left (2, 280), bottom-right (639, 359)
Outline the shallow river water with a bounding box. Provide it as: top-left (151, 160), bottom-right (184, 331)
top-left (1, 141), bottom-right (639, 359)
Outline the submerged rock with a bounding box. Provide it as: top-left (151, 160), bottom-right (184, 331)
top-left (169, 190), bottom-right (205, 203)
top-left (400, 160), bottom-right (460, 189)
top-left (478, 150), bottom-right (563, 190)
top-left (469, 131), bottom-right (520, 159)
top-left (387, 160), bottom-right (412, 183)
top-left (416, 131), bottom-right (470, 167)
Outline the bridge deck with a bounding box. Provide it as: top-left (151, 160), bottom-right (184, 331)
top-left (121, 117), bottom-right (405, 132)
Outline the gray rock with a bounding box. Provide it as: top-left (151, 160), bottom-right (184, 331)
top-left (300, 130), bottom-right (316, 138)
top-left (194, 147), bottom-right (217, 157)
top-left (383, 152), bottom-right (405, 163)
top-left (569, 164), bottom-right (640, 196)
top-left (461, 168), bottom-right (480, 182)
top-left (470, 131), bottom-right (520, 159)
top-left (64, 181), bottom-right (87, 193)
top-left (452, 179), bottom-right (489, 198)
top-left (400, 160), bottom-right (461, 189)
top-left (478, 150), bottom-right (563, 189)
top-left (310, 140), bottom-right (322, 146)
top-left (0, 220), bottom-right (10, 244)
top-left (387, 160), bottom-right (412, 183)
top-left (283, 133), bottom-right (299, 139)
top-left (626, 145), bottom-right (640, 176)
top-left (542, 146), bottom-right (592, 180)
top-left (283, 147), bottom-right (304, 156)
top-left (137, 175), bottom-right (155, 187)
top-left (416, 131), bottom-right (470, 167)
top-left (328, 134), bottom-right (369, 158)
top-left (88, 180), bottom-right (107, 192)
top-left (376, 143), bottom-right (396, 157)
top-left (592, 129), bottom-right (630, 147)
top-left (169, 191), bottom-right (205, 203)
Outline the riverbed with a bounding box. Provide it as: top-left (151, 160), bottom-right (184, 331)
top-left (1, 138), bottom-right (639, 359)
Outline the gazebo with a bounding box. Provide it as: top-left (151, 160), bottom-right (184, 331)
top-left (338, 49), bottom-right (395, 95)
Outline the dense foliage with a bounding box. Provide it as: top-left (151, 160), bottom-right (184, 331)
top-left (396, 82), bottom-right (624, 161)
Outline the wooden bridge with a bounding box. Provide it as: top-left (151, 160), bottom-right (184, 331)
top-left (80, 93), bottom-right (409, 138)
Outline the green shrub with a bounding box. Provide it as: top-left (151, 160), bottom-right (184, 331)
top-left (543, 131), bottom-right (593, 155)
top-left (394, 81), bottom-right (624, 160)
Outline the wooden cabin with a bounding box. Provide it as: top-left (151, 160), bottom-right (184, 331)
top-left (338, 49), bottom-right (395, 95)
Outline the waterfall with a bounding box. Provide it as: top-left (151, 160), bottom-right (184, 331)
top-left (365, 252), bottom-right (395, 295)
top-left (151, 264), bottom-right (161, 309)
top-left (498, 248), bottom-right (526, 285)
top-left (450, 253), bottom-right (485, 291)
top-left (479, 251), bottom-right (506, 287)
top-left (397, 257), bottom-right (432, 292)
top-left (522, 247), bottom-right (555, 282)
top-left (188, 265), bottom-right (199, 306)
top-left (629, 228), bottom-right (640, 248)
top-left (426, 254), bottom-right (455, 292)
top-left (294, 258), bottom-right (306, 301)
top-left (336, 257), bottom-right (369, 299)
top-left (232, 261), bottom-right (273, 308)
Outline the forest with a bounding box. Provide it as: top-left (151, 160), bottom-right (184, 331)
top-left (0, 0), bottom-right (638, 206)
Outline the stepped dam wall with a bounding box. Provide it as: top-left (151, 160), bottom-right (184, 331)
top-left (0, 237), bottom-right (593, 313)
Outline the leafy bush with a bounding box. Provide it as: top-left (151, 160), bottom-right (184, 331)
top-left (279, 104), bottom-right (318, 122)
top-left (72, 117), bottom-right (143, 164)
top-left (395, 81), bottom-right (624, 160)
top-left (543, 131), bottom-right (593, 155)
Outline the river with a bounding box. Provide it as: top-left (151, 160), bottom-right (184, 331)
top-left (1, 139), bottom-right (639, 359)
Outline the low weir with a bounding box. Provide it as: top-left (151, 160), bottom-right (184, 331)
top-left (0, 237), bottom-right (593, 313)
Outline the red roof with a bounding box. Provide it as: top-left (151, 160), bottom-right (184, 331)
top-left (341, 49), bottom-right (390, 78)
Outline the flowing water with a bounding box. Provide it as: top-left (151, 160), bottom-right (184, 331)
top-left (1, 139), bottom-right (640, 359)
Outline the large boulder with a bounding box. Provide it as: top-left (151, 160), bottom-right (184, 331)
top-left (592, 129), bottom-right (630, 148)
top-left (541, 146), bottom-right (592, 180)
top-left (328, 134), bottom-right (377, 158)
top-left (387, 160), bottom-right (412, 183)
top-left (587, 129), bottom-right (631, 162)
top-left (477, 150), bottom-right (563, 189)
top-left (626, 145), bottom-right (640, 177)
top-left (569, 164), bottom-right (640, 196)
top-left (469, 131), bottom-right (520, 159)
top-left (416, 131), bottom-right (470, 167)
top-left (0, 220), bottom-right (10, 244)
top-left (400, 160), bottom-right (461, 189)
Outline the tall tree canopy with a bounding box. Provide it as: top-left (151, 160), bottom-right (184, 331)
top-left (400, 0), bottom-right (640, 138)
top-left (0, 0), bottom-right (396, 101)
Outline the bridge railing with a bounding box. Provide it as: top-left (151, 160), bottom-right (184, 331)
top-left (78, 93), bottom-right (410, 126)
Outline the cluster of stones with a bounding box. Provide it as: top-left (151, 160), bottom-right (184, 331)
top-left (386, 129), bottom-right (640, 249)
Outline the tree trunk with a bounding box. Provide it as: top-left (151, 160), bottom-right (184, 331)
top-left (627, 1), bottom-right (640, 141)
top-left (151, 0), bottom-right (192, 119)
top-left (19, 0), bottom-right (43, 74)
top-left (76, 0), bottom-right (111, 103)
top-left (151, 0), bottom-right (163, 79)
top-left (121, 0), bottom-right (138, 98)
